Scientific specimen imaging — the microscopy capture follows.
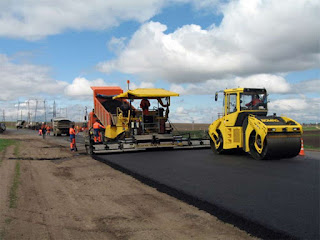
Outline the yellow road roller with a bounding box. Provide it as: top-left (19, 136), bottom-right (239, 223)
top-left (208, 88), bottom-right (302, 160)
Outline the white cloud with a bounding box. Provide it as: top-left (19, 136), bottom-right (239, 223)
top-left (108, 37), bottom-right (127, 54)
top-left (0, 0), bottom-right (174, 40)
top-left (0, 53), bottom-right (155, 102)
top-left (269, 98), bottom-right (309, 112)
top-left (99, 0), bottom-right (320, 83)
top-left (293, 79), bottom-right (320, 94)
top-left (170, 79), bottom-right (232, 95)
top-left (129, 81), bottom-right (155, 90)
top-left (0, 0), bottom-right (223, 40)
top-left (169, 74), bottom-right (292, 95)
top-left (0, 54), bottom-right (67, 101)
top-left (235, 74), bottom-right (291, 93)
top-left (268, 98), bottom-right (320, 122)
top-left (64, 77), bottom-right (110, 98)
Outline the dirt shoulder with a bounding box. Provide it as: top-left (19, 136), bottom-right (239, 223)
top-left (0, 129), bottom-right (256, 240)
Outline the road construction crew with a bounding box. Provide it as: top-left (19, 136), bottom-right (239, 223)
top-left (140, 98), bottom-right (150, 115)
top-left (93, 120), bottom-right (105, 143)
top-left (69, 124), bottom-right (77, 151)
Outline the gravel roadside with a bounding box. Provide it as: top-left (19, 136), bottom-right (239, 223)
top-left (0, 129), bottom-right (256, 240)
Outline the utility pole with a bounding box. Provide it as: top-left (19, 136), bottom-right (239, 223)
top-left (34, 100), bottom-right (38, 122)
top-left (17, 101), bottom-right (20, 121)
top-left (2, 110), bottom-right (5, 122)
top-left (27, 100), bottom-right (30, 123)
top-left (53, 101), bottom-right (56, 118)
top-left (44, 100), bottom-right (47, 123)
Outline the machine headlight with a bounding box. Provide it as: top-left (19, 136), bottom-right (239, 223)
top-left (268, 128), bottom-right (276, 132)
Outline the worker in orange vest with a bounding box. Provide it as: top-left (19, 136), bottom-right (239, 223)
top-left (46, 125), bottom-right (51, 135)
top-left (140, 98), bottom-right (150, 115)
top-left (69, 124), bottom-right (77, 151)
top-left (93, 120), bottom-right (105, 143)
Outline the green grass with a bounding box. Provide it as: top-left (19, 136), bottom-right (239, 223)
top-left (0, 139), bottom-right (16, 152)
top-left (304, 145), bottom-right (320, 151)
top-left (0, 139), bottom-right (20, 239)
top-left (9, 161), bottom-right (21, 208)
top-left (302, 133), bottom-right (320, 137)
top-left (172, 130), bottom-right (209, 139)
top-left (0, 218), bottom-right (12, 240)
top-left (0, 139), bottom-right (18, 166)
top-left (303, 126), bottom-right (319, 131)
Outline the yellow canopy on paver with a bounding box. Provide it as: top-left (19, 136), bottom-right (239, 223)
top-left (113, 88), bottom-right (179, 99)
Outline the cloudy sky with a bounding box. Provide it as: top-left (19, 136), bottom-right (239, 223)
top-left (0, 0), bottom-right (319, 123)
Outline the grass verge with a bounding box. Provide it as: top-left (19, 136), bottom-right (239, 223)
top-left (0, 139), bottom-right (17, 166)
top-left (172, 130), bottom-right (209, 139)
top-left (303, 126), bottom-right (320, 131)
top-left (304, 145), bottom-right (320, 151)
top-left (0, 139), bottom-right (16, 152)
top-left (9, 161), bottom-right (21, 208)
top-left (0, 218), bottom-right (12, 240)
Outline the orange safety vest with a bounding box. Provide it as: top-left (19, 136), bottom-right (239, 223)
top-left (93, 122), bottom-right (105, 129)
top-left (69, 128), bottom-right (76, 135)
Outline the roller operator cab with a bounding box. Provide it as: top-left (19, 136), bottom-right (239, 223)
top-left (209, 88), bottom-right (302, 160)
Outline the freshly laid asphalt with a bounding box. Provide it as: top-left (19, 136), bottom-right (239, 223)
top-left (95, 150), bottom-right (319, 240)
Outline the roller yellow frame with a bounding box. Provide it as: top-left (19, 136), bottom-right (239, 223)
top-left (208, 88), bottom-right (302, 160)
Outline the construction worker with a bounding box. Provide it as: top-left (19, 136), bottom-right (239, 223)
top-left (69, 124), bottom-right (77, 151)
top-left (40, 122), bottom-right (46, 139)
top-left (140, 98), bottom-right (150, 115)
top-left (93, 120), bottom-right (105, 143)
top-left (46, 125), bottom-right (51, 135)
top-left (246, 94), bottom-right (262, 109)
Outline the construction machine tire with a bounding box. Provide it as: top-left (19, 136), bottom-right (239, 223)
top-left (249, 133), bottom-right (268, 160)
top-left (210, 131), bottom-right (223, 154)
top-left (249, 133), bottom-right (301, 160)
top-left (86, 141), bottom-right (94, 155)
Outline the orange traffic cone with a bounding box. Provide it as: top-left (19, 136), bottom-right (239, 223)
top-left (299, 138), bottom-right (305, 156)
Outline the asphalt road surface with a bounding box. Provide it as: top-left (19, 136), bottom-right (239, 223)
top-left (95, 149), bottom-right (319, 240)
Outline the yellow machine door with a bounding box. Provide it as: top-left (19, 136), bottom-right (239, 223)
top-left (224, 93), bottom-right (238, 127)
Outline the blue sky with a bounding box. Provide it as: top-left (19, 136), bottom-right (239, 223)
top-left (0, 0), bottom-right (319, 123)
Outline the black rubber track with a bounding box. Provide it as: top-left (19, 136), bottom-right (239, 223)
top-left (94, 150), bottom-right (320, 239)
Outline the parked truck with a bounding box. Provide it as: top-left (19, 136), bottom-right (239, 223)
top-left (0, 122), bottom-right (6, 133)
top-left (16, 120), bottom-right (26, 129)
top-left (52, 118), bottom-right (73, 136)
